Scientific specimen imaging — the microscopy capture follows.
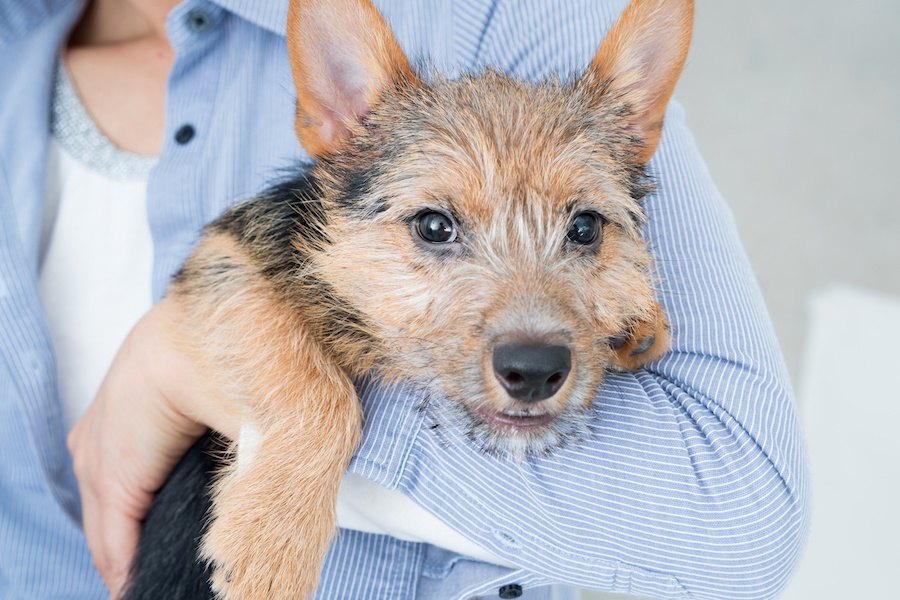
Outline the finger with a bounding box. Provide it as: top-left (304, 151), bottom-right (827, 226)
top-left (81, 484), bottom-right (144, 597)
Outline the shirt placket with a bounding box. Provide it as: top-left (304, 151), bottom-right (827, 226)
top-left (149, 0), bottom-right (227, 301)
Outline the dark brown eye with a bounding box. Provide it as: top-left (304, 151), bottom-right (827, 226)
top-left (567, 212), bottom-right (604, 246)
top-left (415, 210), bottom-right (457, 244)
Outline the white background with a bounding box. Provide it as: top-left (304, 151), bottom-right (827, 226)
top-left (585, 1), bottom-right (900, 598)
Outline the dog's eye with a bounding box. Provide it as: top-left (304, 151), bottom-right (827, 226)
top-left (414, 210), bottom-right (457, 244)
top-left (566, 212), bottom-right (604, 246)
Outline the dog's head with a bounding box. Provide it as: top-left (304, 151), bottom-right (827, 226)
top-left (289, 0), bottom-right (692, 457)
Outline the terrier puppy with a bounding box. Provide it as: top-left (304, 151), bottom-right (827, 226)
top-left (124, 0), bottom-right (692, 598)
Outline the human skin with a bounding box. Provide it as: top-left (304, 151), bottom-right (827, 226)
top-left (65, 0), bottom-right (175, 155)
top-left (63, 1), bottom-right (238, 596)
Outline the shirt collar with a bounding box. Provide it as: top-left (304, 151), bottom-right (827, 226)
top-left (210, 0), bottom-right (289, 36)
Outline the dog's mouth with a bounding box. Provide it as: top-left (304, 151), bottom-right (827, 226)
top-left (473, 406), bottom-right (557, 432)
top-left (450, 397), bottom-right (590, 459)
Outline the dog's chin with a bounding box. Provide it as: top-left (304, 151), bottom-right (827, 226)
top-left (463, 404), bottom-right (592, 460)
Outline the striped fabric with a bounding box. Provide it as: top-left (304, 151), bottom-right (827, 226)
top-left (0, 1), bottom-right (807, 599)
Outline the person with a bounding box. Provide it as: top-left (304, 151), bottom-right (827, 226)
top-left (0, 0), bottom-right (808, 598)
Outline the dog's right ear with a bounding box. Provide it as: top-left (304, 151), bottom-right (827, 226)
top-left (287, 0), bottom-right (416, 158)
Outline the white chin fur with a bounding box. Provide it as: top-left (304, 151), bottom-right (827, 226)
top-left (433, 397), bottom-right (593, 460)
top-left (485, 414), bottom-right (588, 460)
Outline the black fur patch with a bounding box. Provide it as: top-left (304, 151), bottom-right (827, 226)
top-left (123, 433), bottom-right (223, 600)
top-left (626, 166), bottom-right (655, 204)
top-left (209, 172), bottom-right (329, 282)
top-left (324, 153), bottom-right (391, 217)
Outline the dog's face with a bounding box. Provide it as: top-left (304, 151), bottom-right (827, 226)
top-left (315, 75), bottom-right (662, 456)
top-left (289, 0), bottom-right (692, 457)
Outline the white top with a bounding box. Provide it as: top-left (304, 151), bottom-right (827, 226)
top-left (40, 139), bottom-right (155, 430)
top-left (40, 63), bottom-right (503, 566)
top-left (39, 65), bottom-right (157, 431)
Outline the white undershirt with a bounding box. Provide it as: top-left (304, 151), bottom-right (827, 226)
top-left (39, 139), bottom-right (155, 430)
top-left (40, 64), bottom-right (505, 567)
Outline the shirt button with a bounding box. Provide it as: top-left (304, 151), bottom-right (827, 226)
top-left (186, 9), bottom-right (213, 33)
top-left (492, 529), bottom-right (520, 549)
top-left (498, 584), bottom-right (523, 599)
top-left (175, 124), bottom-right (195, 145)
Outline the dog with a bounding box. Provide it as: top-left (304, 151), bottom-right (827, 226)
top-left (123, 0), bottom-right (692, 597)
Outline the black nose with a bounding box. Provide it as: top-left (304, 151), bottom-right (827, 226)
top-left (492, 343), bottom-right (571, 402)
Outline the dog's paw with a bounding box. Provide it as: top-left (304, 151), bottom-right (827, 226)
top-left (203, 499), bottom-right (324, 600)
top-left (609, 301), bottom-right (671, 372)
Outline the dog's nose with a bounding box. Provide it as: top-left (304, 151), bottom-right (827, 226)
top-left (492, 343), bottom-right (571, 402)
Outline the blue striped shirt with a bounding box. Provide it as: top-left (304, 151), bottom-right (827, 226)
top-left (0, 1), bottom-right (808, 598)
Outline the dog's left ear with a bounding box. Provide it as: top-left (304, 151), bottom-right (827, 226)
top-left (287, 0), bottom-right (417, 158)
top-left (586, 0), bottom-right (694, 164)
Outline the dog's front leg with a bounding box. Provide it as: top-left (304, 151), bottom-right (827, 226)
top-left (200, 349), bottom-right (362, 600)
top-left (164, 220), bottom-right (366, 598)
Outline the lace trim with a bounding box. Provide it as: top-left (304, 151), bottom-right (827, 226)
top-left (50, 61), bottom-right (158, 181)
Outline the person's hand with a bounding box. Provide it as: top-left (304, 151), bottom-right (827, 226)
top-left (67, 298), bottom-right (241, 597)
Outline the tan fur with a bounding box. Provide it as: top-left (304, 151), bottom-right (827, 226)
top-left (287, 0), bottom-right (418, 157)
top-left (164, 0), bottom-right (693, 596)
top-left (591, 0), bottom-right (695, 163)
top-left (167, 236), bottom-right (361, 599)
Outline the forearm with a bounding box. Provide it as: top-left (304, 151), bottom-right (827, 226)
top-left (346, 104), bottom-right (807, 599)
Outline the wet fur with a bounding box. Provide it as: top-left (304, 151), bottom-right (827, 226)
top-left (124, 0), bottom-right (691, 597)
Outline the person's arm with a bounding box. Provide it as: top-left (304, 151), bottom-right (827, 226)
top-left (348, 101), bottom-right (807, 598)
top-left (340, 1), bottom-right (807, 598)
top-left (70, 3), bottom-right (806, 598)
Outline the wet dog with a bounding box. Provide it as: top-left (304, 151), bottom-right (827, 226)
top-left (124, 0), bottom-right (692, 597)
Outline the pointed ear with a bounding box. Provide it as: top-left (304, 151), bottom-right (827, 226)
top-left (287, 0), bottom-right (416, 158)
top-left (587, 0), bottom-right (694, 164)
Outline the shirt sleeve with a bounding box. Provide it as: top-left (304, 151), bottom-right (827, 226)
top-left (347, 2), bottom-right (809, 599)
